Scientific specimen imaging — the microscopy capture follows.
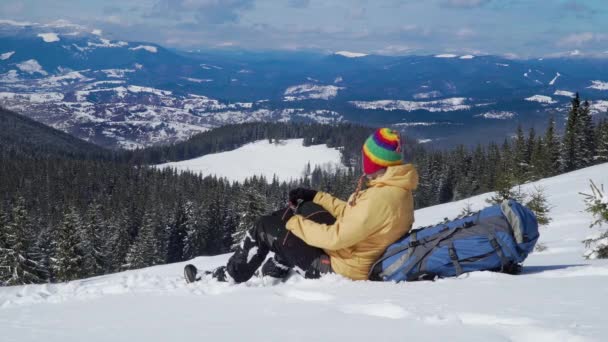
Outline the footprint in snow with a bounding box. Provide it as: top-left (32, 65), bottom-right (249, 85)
top-left (340, 303), bottom-right (410, 319)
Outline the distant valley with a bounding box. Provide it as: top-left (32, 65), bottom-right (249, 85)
top-left (1, 20), bottom-right (607, 149)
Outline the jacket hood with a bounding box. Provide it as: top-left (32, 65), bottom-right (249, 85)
top-left (368, 164), bottom-right (418, 191)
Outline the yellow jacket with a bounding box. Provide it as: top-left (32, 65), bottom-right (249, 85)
top-left (286, 164), bottom-right (418, 280)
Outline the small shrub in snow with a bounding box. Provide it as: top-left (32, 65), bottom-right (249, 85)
top-left (459, 202), bottom-right (474, 218)
top-left (525, 187), bottom-right (552, 226)
top-left (487, 181), bottom-right (552, 227)
top-left (580, 180), bottom-right (608, 259)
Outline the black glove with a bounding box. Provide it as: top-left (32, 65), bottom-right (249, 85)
top-left (288, 188), bottom-right (317, 207)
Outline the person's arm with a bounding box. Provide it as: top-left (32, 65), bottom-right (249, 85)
top-left (286, 196), bottom-right (385, 251)
top-left (312, 191), bottom-right (348, 218)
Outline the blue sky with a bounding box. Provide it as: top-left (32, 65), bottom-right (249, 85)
top-left (2, 0), bottom-right (607, 56)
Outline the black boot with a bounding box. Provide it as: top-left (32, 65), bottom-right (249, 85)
top-left (184, 264), bottom-right (199, 283)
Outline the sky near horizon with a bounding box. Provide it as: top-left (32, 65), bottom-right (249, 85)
top-left (1, 0), bottom-right (607, 56)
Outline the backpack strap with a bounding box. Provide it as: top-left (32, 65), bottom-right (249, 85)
top-left (489, 235), bottom-right (509, 272)
top-left (374, 231), bottom-right (418, 279)
top-left (401, 227), bottom-right (462, 281)
top-left (448, 242), bottom-right (463, 276)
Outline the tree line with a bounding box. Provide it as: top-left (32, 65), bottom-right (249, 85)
top-left (2, 93), bottom-right (608, 285)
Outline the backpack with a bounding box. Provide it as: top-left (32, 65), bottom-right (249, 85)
top-left (369, 200), bottom-right (539, 282)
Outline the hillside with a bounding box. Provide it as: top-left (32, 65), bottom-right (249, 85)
top-left (1, 163), bottom-right (607, 341)
top-left (0, 107), bottom-right (109, 159)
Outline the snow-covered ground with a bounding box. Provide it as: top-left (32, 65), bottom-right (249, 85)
top-left (588, 80), bottom-right (608, 91)
top-left (350, 97), bottom-right (471, 112)
top-left (1, 163), bottom-right (608, 341)
top-left (283, 83), bottom-right (343, 101)
top-left (156, 139), bottom-right (345, 182)
top-left (525, 95), bottom-right (557, 104)
top-left (475, 111), bottom-right (516, 120)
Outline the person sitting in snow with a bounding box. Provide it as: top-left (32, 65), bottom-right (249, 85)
top-left (184, 128), bottom-right (419, 283)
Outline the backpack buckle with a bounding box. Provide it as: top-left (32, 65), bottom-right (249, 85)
top-left (409, 240), bottom-right (420, 247)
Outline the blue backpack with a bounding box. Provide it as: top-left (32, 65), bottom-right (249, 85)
top-left (369, 200), bottom-right (539, 282)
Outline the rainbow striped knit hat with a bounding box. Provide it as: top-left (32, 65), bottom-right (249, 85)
top-left (362, 128), bottom-right (403, 175)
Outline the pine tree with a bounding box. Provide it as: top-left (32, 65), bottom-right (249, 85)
top-left (232, 184), bottom-right (267, 250)
top-left (596, 120), bottom-right (608, 162)
top-left (182, 201), bottom-right (205, 260)
top-left (513, 125), bottom-right (529, 182)
top-left (108, 214), bottom-right (131, 271)
top-left (544, 116), bottom-right (561, 175)
top-left (0, 198), bottom-right (46, 285)
top-left (580, 181), bottom-right (608, 259)
top-left (53, 207), bottom-right (86, 282)
top-left (529, 134), bottom-right (546, 180)
top-left (525, 187), bottom-right (552, 226)
top-left (576, 100), bottom-right (595, 167)
top-left (486, 173), bottom-right (525, 205)
top-left (125, 209), bottom-right (161, 269)
top-left (81, 202), bottom-right (109, 276)
top-left (562, 93), bottom-right (581, 172)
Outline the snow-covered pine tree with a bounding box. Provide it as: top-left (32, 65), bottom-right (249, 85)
top-left (108, 213), bottom-right (131, 271)
top-left (0, 207), bottom-right (9, 283)
top-left (53, 207), bottom-right (86, 282)
top-left (166, 206), bottom-right (184, 263)
top-left (81, 201), bottom-right (109, 276)
top-left (36, 226), bottom-right (55, 282)
top-left (580, 181), bottom-right (608, 259)
top-left (0, 197), bottom-right (46, 285)
top-left (125, 209), bottom-right (161, 269)
top-left (182, 201), bottom-right (205, 261)
top-left (594, 119), bottom-right (608, 163)
top-left (231, 181), bottom-right (268, 251)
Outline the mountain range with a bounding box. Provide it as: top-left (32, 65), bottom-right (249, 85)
top-left (1, 20), bottom-right (607, 149)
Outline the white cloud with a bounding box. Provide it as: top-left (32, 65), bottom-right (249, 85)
top-left (455, 28), bottom-right (476, 38)
top-left (557, 32), bottom-right (607, 47)
top-left (375, 45), bottom-right (412, 55)
top-left (442, 0), bottom-right (491, 8)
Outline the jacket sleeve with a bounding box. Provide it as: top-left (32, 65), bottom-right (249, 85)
top-left (312, 191), bottom-right (348, 218)
top-left (286, 196), bottom-right (386, 251)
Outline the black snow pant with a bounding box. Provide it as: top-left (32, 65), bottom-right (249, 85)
top-left (225, 202), bottom-right (335, 283)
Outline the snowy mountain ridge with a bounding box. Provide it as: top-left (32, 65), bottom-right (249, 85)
top-left (1, 163), bottom-right (608, 341)
top-left (2, 19), bottom-right (608, 148)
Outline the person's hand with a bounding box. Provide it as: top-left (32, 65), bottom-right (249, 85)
top-left (288, 188), bottom-right (317, 207)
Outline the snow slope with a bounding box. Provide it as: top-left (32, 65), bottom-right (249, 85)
top-left (156, 139), bottom-right (345, 182)
top-left (2, 163), bottom-right (608, 341)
